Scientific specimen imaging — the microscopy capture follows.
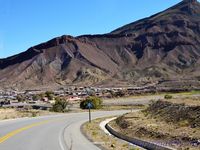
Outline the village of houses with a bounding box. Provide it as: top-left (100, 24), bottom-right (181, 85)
top-left (0, 81), bottom-right (183, 111)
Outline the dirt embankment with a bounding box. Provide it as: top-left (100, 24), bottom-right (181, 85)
top-left (110, 100), bottom-right (200, 150)
top-left (145, 100), bottom-right (200, 128)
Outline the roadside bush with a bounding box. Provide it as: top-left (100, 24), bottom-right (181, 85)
top-left (51, 97), bottom-right (68, 112)
top-left (39, 93), bottom-right (46, 99)
top-left (179, 120), bottom-right (190, 127)
top-left (80, 96), bottom-right (102, 109)
top-left (16, 95), bottom-right (26, 102)
top-left (32, 94), bottom-right (41, 101)
top-left (164, 94), bottom-right (173, 99)
top-left (110, 90), bottom-right (127, 97)
top-left (31, 112), bottom-right (37, 117)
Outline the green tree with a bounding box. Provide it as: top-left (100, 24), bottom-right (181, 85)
top-left (39, 93), bottom-right (46, 99)
top-left (32, 94), bottom-right (41, 101)
top-left (16, 95), bottom-right (26, 102)
top-left (80, 96), bottom-right (102, 109)
top-left (45, 91), bottom-right (54, 100)
top-left (51, 97), bottom-right (68, 112)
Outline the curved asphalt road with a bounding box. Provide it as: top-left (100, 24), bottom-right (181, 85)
top-left (0, 110), bottom-right (128, 150)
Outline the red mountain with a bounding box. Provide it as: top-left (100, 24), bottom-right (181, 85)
top-left (0, 0), bottom-right (200, 89)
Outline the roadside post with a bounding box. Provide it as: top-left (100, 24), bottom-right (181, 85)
top-left (87, 102), bottom-right (93, 123)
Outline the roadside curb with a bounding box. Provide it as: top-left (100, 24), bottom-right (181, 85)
top-left (99, 117), bottom-right (117, 136)
top-left (105, 123), bottom-right (176, 150)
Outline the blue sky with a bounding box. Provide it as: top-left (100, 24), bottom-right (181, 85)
top-left (0, 0), bottom-right (188, 58)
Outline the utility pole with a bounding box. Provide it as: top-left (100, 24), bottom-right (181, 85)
top-left (89, 106), bottom-right (91, 123)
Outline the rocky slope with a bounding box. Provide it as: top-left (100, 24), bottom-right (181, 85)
top-left (111, 99), bottom-right (200, 149)
top-left (0, 0), bottom-right (200, 89)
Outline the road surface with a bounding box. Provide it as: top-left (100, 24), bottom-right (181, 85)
top-left (0, 110), bottom-right (128, 150)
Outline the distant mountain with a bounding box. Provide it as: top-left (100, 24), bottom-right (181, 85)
top-left (1, 0), bottom-right (200, 89)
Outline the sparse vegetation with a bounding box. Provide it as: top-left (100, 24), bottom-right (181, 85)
top-left (164, 94), bottom-right (173, 99)
top-left (116, 116), bottom-right (130, 129)
top-left (0, 108), bottom-right (56, 120)
top-left (31, 111), bottom-right (37, 117)
top-left (145, 100), bottom-right (200, 127)
top-left (190, 90), bottom-right (200, 95)
top-left (110, 99), bottom-right (200, 150)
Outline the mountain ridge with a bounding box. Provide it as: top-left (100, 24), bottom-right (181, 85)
top-left (1, 0), bottom-right (200, 89)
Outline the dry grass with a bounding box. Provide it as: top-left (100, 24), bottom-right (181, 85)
top-left (164, 97), bottom-right (200, 106)
top-left (82, 117), bottom-right (142, 150)
top-left (0, 108), bottom-right (56, 120)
